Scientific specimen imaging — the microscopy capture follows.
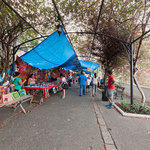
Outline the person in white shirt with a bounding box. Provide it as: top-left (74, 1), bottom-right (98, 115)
top-left (92, 73), bottom-right (100, 97)
top-left (86, 76), bottom-right (91, 93)
top-left (27, 74), bottom-right (37, 103)
top-left (28, 74), bottom-right (36, 85)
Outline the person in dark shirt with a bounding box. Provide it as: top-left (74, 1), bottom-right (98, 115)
top-left (68, 73), bottom-right (72, 87)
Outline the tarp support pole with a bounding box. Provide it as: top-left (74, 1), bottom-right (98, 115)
top-left (130, 43), bottom-right (134, 105)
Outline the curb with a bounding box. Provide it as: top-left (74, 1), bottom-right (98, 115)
top-left (113, 103), bottom-right (150, 119)
top-left (98, 88), bottom-right (150, 119)
top-left (121, 82), bottom-right (150, 89)
top-left (93, 102), bottom-right (117, 150)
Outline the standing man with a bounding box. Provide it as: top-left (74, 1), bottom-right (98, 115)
top-left (92, 73), bottom-right (100, 97)
top-left (106, 70), bottom-right (115, 108)
top-left (86, 76), bottom-right (91, 93)
top-left (78, 71), bottom-right (87, 96)
top-left (68, 73), bottom-right (72, 87)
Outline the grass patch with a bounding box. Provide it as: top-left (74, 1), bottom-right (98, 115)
top-left (116, 100), bottom-right (150, 115)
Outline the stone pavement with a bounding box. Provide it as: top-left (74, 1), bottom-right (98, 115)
top-left (96, 89), bottom-right (150, 150)
top-left (0, 85), bottom-right (150, 150)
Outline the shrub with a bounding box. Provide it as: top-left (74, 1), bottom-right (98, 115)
top-left (120, 100), bottom-right (150, 115)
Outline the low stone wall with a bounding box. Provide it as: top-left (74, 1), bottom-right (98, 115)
top-left (120, 83), bottom-right (150, 102)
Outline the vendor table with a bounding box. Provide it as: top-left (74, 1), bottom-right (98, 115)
top-left (23, 84), bottom-right (61, 99)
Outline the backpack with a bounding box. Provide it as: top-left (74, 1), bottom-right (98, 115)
top-left (90, 77), bottom-right (93, 86)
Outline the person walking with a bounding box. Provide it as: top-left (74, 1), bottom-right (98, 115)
top-left (98, 77), bottom-right (101, 88)
top-left (92, 73), bottom-right (99, 97)
top-left (106, 70), bottom-right (115, 108)
top-left (68, 73), bottom-right (72, 87)
top-left (60, 74), bottom-right (68, 99)
top-left (78, 71), bottom-right (87, 96)
top-left (86, 76), bottom-right (91, 93)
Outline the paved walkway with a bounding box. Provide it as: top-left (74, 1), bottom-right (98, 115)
top-left (0, 85), bottom-right (150, 150)
top-left (0, 85), bottom-right (105, 150)
top-left (96, 91), bottom-right (150, 150)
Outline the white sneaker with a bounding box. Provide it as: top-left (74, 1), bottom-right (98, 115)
top-left (62, 96), bottom-right (65, 99)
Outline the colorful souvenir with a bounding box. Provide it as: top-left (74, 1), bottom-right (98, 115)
top-left (18, 89), bottom-right (26, 97)
top-left (2, 93), bottom-right (14, 105)
top-left (11, 92), bottom-right (20, 101)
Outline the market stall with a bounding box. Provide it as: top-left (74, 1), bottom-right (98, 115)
top-left (0, 28), bottom-right (99, 108)
top-left (14, 28), bottom-right (79, 103)
top-left (24, 83), bottom-right (60, 99)
top-left (15, 57), bottom-right (72, 103)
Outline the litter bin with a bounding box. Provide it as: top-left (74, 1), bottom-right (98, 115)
top-left (102, 88), bottom-right (108, 101)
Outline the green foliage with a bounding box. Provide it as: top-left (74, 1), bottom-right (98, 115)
top-left (0, 0), bottom-right (149, 83)
top-left (120, 100), bottom-right (128, 108)
top-left (120, 100), bottom-right (150, 115)
top-left (0, 0), bottom-right (58, 82)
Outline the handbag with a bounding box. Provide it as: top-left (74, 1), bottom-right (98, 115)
top-left (90, 80), bottom-right (93, 86)
top-left (62, 83), bottom-right (68, 89)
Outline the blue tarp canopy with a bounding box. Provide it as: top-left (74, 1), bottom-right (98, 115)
top-left (21, 29), bottom-right (80, 69)
top-left (63, 65), bottom-right (78, 71)
top-left (63, 65), bottom-right (86, 71)
top-left (79, 60), bottom-right (100, 70)
top-left (20, 29), bottom-right (100, 70)
top-left (75, 70), bottom-right (94, 76)
top-left (63, 61), bottom-right (100, 70)
top-left (83, 70), bottom-right (94, 76)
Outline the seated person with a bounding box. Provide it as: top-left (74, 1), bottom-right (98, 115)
top-left (12, 72), bottom-right (26, 91)
top-left (46, 72), bottom-right (51, 82)
top-left (27, 74), bottom-right (37, 103)
top-left (27, 74), bottom-right (36, 86)
top-left (11, 72), bottom-right (26, 108)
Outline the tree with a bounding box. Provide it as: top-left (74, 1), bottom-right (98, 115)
top-left (59, 0), bottom-right (150, 104)
top-left (0, 0), bottom-right (149, 105)
top-left (0, 0), bottom-right (58, 84)
top-left (0, 0), bottom-right (99, 83)
top-left (89, 0), bottom-right (150, 104)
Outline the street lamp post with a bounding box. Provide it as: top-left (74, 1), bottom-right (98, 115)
top-left (130, 43), bottom-right (134, 105)
top-left (123, 43), bottom-right (134, 105)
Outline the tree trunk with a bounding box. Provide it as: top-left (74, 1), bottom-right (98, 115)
top-left (3, 59), bottom-right (9, 83)
top-left (133, 71), bottom-right (146, 105)
top-left (2, 46), bottom-right (12, 84)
